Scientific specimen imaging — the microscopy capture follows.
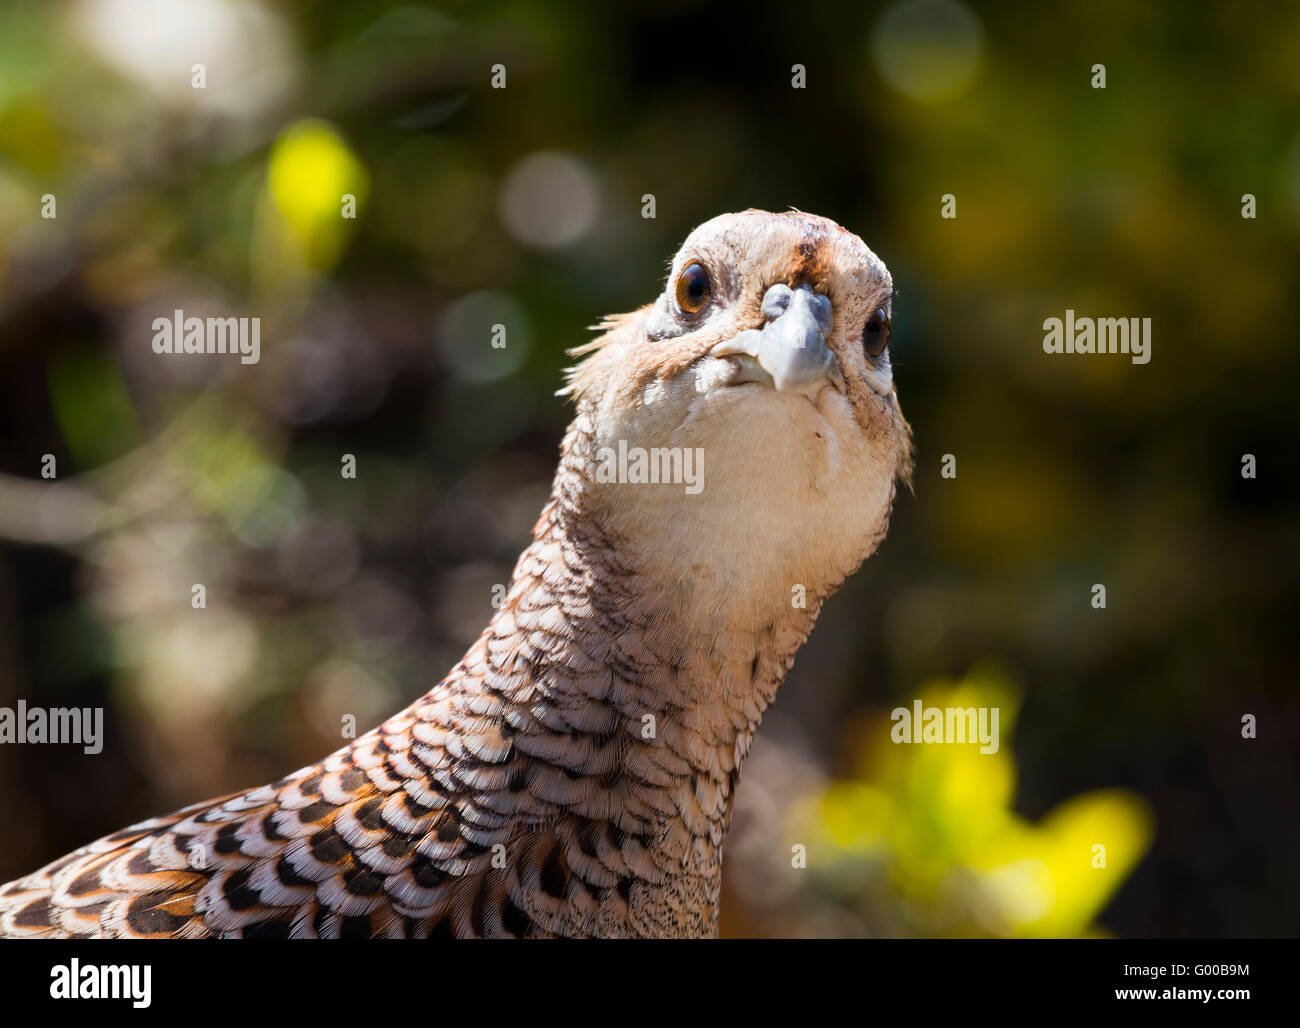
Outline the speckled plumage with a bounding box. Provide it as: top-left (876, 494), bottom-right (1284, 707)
top-left (0, 210), bottom-right (911, 938)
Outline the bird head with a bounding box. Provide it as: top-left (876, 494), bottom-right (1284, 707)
top-left (563, 209), bottom-right (912, 627)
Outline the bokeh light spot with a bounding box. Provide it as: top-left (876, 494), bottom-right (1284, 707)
top-left (499, 151), bottom-right (599, 249)
top-left (870, 0), bottom-right (984, 103)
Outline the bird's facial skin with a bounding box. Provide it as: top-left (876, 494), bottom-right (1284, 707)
top-left (564, 210), bottom-right (912, 628)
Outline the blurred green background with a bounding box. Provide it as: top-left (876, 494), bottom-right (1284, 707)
top-left (0, 0), bottom-right (1297, 937)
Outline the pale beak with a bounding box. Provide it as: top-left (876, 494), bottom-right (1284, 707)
top-left (709, 283), bottom-right (844, 395)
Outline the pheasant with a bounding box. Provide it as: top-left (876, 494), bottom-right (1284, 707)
top-left (0, 209), bottom-right (911, 938)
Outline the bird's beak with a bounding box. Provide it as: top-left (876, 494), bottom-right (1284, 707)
top-left (709, 283), bottom-right (844, 394)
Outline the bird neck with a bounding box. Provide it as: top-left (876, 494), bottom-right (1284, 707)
top-left (391, 410), bottom-right (844, 934)
top-left (456, 411), bottom-right (828, 842)
top-left (521, 408), bottom-right (828, 744)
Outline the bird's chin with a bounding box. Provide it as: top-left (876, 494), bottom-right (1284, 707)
top-left (588, 362), bottom-right (892, 619)
top-left (689, 355), bottom-right (851, 440)
top-left (595, 357), bottom-right (864, 494)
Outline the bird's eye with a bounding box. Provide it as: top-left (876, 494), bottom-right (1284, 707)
top-left (863, 306), bottom-right (890, 358)
top-left (674, 261), bottom-right (712, 315)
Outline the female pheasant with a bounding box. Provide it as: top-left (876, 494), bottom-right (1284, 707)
top-left (0, 209), bottom-right (911, 938)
